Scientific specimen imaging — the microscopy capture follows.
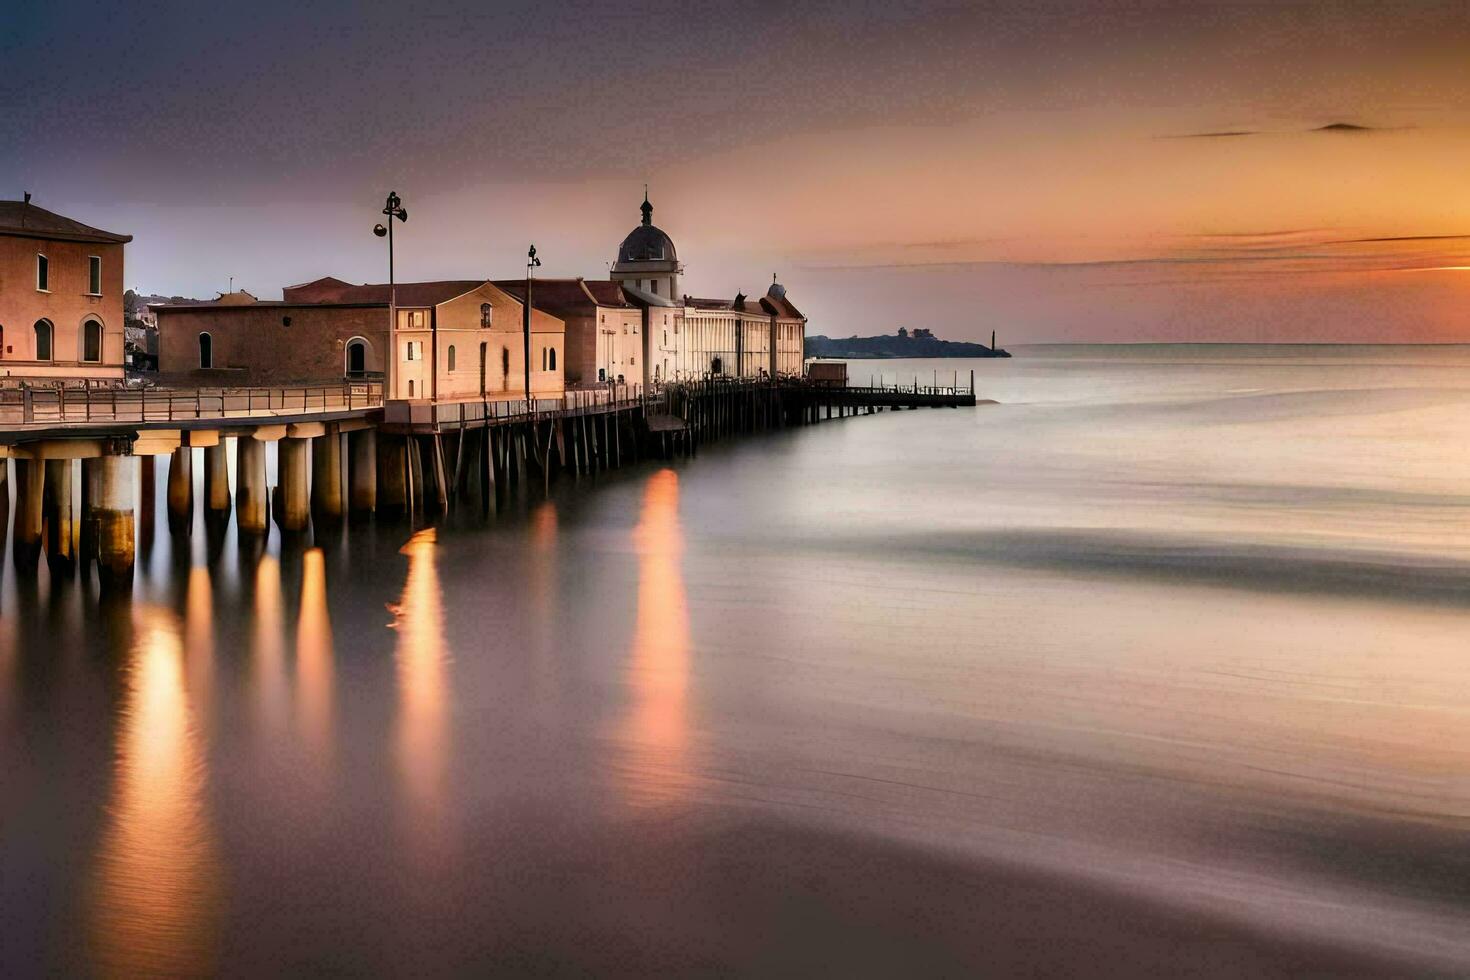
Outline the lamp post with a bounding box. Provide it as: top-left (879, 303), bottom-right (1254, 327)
top-left (524, 244), bottom-right (541, 412)
top-left (373, 191), bottom-right (408, 399)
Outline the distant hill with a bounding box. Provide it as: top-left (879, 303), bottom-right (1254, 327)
top-left (805, 331), bottom-right (1009, 359)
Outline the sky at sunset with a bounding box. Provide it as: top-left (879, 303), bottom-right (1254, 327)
top-left (6, 0), bottom-right (1470, 342)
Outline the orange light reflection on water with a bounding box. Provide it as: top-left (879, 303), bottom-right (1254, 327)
top-left (389, 529), bottom-right (450, 842)
top-left (295, 547), bottom-right (334, 760)
top-left (90, 605), bottom-right (219, 977)
top-left (622, 469), bottom-right (693, 804)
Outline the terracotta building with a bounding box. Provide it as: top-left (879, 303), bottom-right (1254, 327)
top-left (494, 278), bottom-right (643, 387)
top-left (0, 195), bottom-right (130, 381)
top-left (155, 278), bottom-right (565, 401)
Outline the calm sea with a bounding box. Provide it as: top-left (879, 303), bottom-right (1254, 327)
top-left (3, 345), bottom-right (1469, 975)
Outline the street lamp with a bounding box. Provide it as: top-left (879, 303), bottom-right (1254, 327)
top-left (373, 191), bottom-right (407, 398)
top-left (524, 244), bottom-right (541, 411)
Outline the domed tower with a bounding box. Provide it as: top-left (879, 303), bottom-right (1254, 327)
top-left (610, 189), bottom-right (680, 302)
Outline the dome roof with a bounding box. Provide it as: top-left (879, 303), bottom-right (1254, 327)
top-left (613, 191), bottom-right (677, 267)
top-left (618, 223), bottom-right (677, 264)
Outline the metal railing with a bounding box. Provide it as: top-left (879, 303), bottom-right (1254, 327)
top-left (0, 381), bottom-right (384, 426)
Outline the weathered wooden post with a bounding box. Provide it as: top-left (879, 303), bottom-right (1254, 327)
top-left (376, 434), bottom-right (407, 519)
top-left (167, 447), bottom-right (193, 531)
top-left (93, 454), bottom-right (135, 588)
top-left (236, 437), bottom-right (268, 534)
top-left (43, 458), bottom-right (75, 573)
top-left (12, 459), bottom-right (44, 569)
top-left (349, 428), bottom-right (377, 517)
top-left (203, 442), bottom-right (231, 518)
top-left (311, 431), bottom-right (344, 520)
top-left (278, 437), bottom-right (311, 531)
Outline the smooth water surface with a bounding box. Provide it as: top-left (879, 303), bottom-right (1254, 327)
top-left (3, 346), bottom-right (1470, 975)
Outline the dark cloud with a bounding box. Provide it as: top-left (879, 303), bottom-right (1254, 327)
top-left (1161, 130), bottom-right (1258, 139)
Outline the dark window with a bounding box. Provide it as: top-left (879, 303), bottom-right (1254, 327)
top-left (480, 303), bottom-right (492, 328)
top-left (346, 340), bottom-right (366, 375)
top-left (36, 255), bottom-right (48, 291)
top-left (549, 347), bottom-right (556, 371)
top-left (198, 332), bottom-right (213, 368)
top-left (34, 320), bottom-right (52, 360)
top-left (88, 256), bottom-right (101, 295)
top-left (448, 345), bottom-right (457, 372)
top-left (82, 319), bottom-right (102, 362)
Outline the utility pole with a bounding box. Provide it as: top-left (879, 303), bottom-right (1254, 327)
top-left (524, 244), bottom-right (541, 411)
top-left (374, 191), bottom-right (408, 398)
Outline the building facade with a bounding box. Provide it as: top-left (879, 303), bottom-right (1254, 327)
top-left (156, 278), bottom-right (565, 401)
top-left (609, 193), bottom-right (807, 382)
top-left (494, 278), bottom-right (643, 387)
top-left (0, 196), bottom-right (130, 381)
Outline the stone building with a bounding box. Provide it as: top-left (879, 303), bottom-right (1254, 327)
top-left (608, 192), bottom-right (806, 381)
top-left (155, 278), bottom-right (565, 401)
top-left (0, 195), bottom-right (130, 381)
top-left (494, 277), bottom-right (643, 387)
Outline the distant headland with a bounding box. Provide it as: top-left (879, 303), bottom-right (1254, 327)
top-left (805, 327), bottom-right (1010, 359)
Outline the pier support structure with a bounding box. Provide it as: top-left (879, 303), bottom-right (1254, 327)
top-left (93, 455), bottom-right (135, 587)
top-left (311, 432), bottom-right (343, 521)
top-left (43, 459), bottom-right (75, 573)
top-left (349, 428), bottom-right (377, 517)
top-left (278, 437), bottom-right (310, 531)
top-left (236, 437), bottom-right (268, 534)
top-left (167, 447), bottom-right (193, 530)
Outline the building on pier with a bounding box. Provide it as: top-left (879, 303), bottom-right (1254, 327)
top-left (0, 195), bottom-right (130, 381)
top-left (493, 278), bottom-right (644, 387)
top-left (155, 279), bottom-right (565, 401)
top-left (609, 192), bottom-right (807, 382)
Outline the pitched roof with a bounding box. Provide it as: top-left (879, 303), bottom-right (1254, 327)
top-left (281, 276), bottom-right (355, 303)
top-left (332, 280), bottom-right (486, 307)
top-left (153, 279), bottom-right (487, 312)
top-left (492, 278), bottom-right (630, 317)
top-left (761, 293), bottom-right (805, 319)
top-left (0, 199), bottom-right (131, 244)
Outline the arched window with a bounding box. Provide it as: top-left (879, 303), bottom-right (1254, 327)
top-left (549, 347), bottom-right (556, 371)
top-left (345, 337), bottom-right (367, 376)
top-left (198, 332), bottom-right (213, 369)
top-left (81, 319), bottom-right (102, 362)
top-left (33, 319), bottom-right (53, 361)
top-left (479, 342), bottom-right (488, 395)
top-left (480, 303), bottom-right (492, 329)
top-left (447, 344), bottom-right (456, 372)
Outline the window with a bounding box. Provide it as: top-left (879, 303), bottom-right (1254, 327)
top-left (406, 341), bottom-right (416, 361)
top-left (650, 279), bottom-right (658, 296)
top-left (447, 345), bottom-right (456, 372)
top-left (480, 303), bottom-right (492, 329)
top-left (82, 319), bottom-right (102, 362)
top-left (346, 338), bottom-right (367, 375)
top-left (549, 347), bottom-right (556, 371)
top-left (88, 256), bottom-right (102, 295)
top-left (198, 332), bottom-right (213, 368)
top-left (541, 347), bottom-right (548, 371)
top-left (411, 310), bottom-right (425, 328)
top-left (34, 320), bottom-right (53, 360)
top-left (663, 330), bottom-right (667, 347)
top-left (36, 254), bottom-right (48, 291)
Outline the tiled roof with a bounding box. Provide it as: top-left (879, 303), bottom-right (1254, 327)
top-left (493, 278), bottom-right (630, 317)
top-left (0, 199), bottom-right (131, 244)
top-left (154, 279), bottom-right (486, 312)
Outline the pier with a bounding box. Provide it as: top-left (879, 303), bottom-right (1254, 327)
top-left (1, 374), bottom-right (976, 587)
